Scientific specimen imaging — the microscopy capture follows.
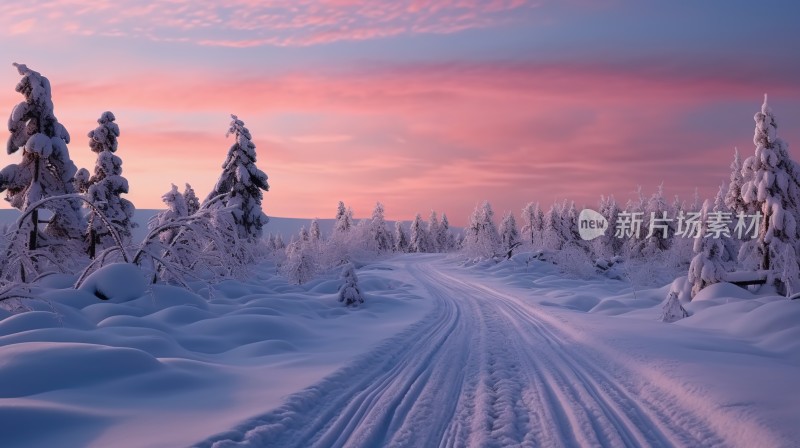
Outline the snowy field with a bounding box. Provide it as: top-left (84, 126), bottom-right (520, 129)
top-left (1, 251), bottom-right (798, 447)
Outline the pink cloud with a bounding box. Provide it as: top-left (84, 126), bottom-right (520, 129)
top-left (2, 59), bottom-right (798, 224)
top-left (0, 0), bottom-right (538, 47)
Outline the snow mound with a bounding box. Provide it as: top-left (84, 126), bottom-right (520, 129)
top-left (77, 263), bottom-right (147, 302)
top-left (0, 342), bottom-right (163, 397)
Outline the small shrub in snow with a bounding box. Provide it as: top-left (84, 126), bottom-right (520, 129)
top-left (338, 263), bottom-right (364, 306)
top-left (660, 291), bottom-right (689, 323)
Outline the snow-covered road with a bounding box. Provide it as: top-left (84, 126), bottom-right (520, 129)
top-left (196, 257), bottom-right (780, 448)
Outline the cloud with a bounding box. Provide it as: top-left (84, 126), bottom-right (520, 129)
top-left (290, 134), bottom-right (353, 144)
top-left (0, 0), bottom-right (539, 47)
top-left (2, 57), bottom-right (799, 223)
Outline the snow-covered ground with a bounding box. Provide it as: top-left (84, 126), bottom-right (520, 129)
top-left (1, 252), bottom-right (799, 447)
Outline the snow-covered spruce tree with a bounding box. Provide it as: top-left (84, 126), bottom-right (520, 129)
top-left (409, 213), bottom-right (428, 253)
top-left (621, 187), bottom-right (648, 258)
top-left (427, 211), bottom-right (440, 252)
top-left (184, 183), bottom-right (200, 215)
top-left (688, 200), bottom-right (726, 298)
top-left (593, 195), bottom-right (622, 259)
top-left (543, 200), bottom-right (580, 252)
top-left (283, 237), bottom-right (316, 285)
top-left (310, 219), bottom-right (322, 243)
top-left (541, 202), bottom-right (564, 251)
top-left (0, 63), bottom-right (84, 255)
top-left (640, 184), bottom-right (672, 257)
top-left (725, 148), bottom-right (749, 214)
top-left (738, 95), bottom-right (800, 292)
top-left (520, 202), bottom-right (544, 248)
top-left (463, 201), bottom-right (501, 259)
top-left (76, 111), bottom-right (135, 257)
top-left (338, 263), bottom-right (364, 306)
top-left (334, 201), bottom-right (353, 234)
top-left (370, 202), bottom-right (393, 252)
top-left (712, 182), bottom-right (739, 264)
top-left (204, 115), bottom-right (269, 241)
top-left (439, 213), bottom-right (454, 251)
top-left (500, 211), bottom-right (520, 256)
top-left (150, 184), bottom-right (188, 246)
top-left (394, 221), bottom-right (409, 252)
top-left (666, 194), bottom-right (696, 267)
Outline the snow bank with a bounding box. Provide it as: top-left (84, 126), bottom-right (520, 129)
top-left (0, 259), bottom-right (431, 447)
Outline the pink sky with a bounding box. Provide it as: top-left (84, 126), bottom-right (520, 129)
top-left (0, 1), bottom-right (799, 225)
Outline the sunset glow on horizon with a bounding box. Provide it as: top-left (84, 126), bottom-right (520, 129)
top-left (1, 1), bottom-right (799, 225)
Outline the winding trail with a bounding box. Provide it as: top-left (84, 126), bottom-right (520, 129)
top-left (195, 257), bottom-right (764, 448)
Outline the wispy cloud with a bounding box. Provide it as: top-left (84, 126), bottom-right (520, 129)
top-left (0, 0), bottom-right (538, 47)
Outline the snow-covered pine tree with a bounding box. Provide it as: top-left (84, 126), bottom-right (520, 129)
top-left (204, 115), bottom-right (269, 241)
top-left (370, 202), bottom-right (392, 252)
top-left (520, 202), bottom-right (543, 248)
top-left (334, 201), bottom-right (353, 234)
top-left (151, 184), bottom-right (188, 245)
top-left (409, 213), bottom-right (428, 253)
top-left (184, 183), bottom-right (200, 215)
top-left (725, 148), bottom-right (748, 214)
top-left (594, 195), bottom-right (622, 259)
top-left (0, 63), bottom-right (84, 254)
top-left (338, 263), bottom-right (364, 306)
top-left (463, 201), bottom-right (501, 258)
top-left (274, 234), bottom-right (286, 250)
top-left (541, 201), bottom-right (564, 251)
top-left (394, 221), bottom-right (409, 252)
top-left (640, 184), bottom-right (672, 256)
top-left (299, 226), bottom-right (310, 242)
top-left (427, 211), bottom-right (440, 252)
top-left (439, 213), bottom-right (454, 251)
top-left (712, 182), bottom-right (738, 264)
top-left (688, 200), bottom-right (726, 298)
top-left (77, 111), bottom-right (135, 257)
top-left (500, 211), bottom-right (520, 256)
top-left (283, 238), bottom-right (315, 285)
top-left (738, 95), bottom-right (800, 288)
top-left (310, 218), bottom-right (321, 243)
top-left (622, 187), bottom-right (648, 258)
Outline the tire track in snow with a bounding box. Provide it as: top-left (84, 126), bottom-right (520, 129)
top-left (196, 258), bottom-right (748, 448)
